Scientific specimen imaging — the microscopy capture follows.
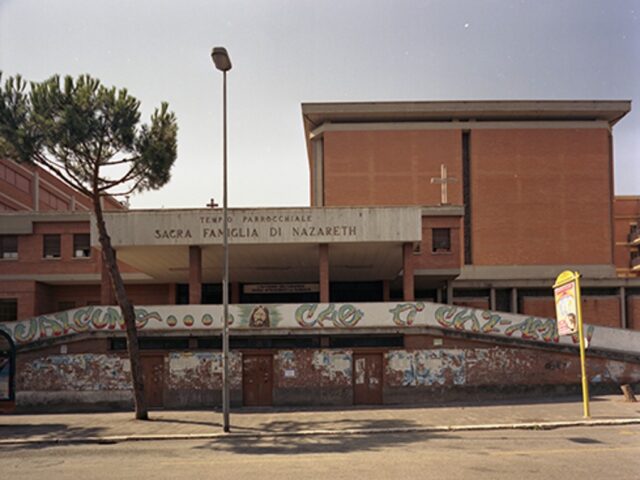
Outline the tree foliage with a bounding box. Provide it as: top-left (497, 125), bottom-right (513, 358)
top-left (0, 73), bottom-right (177, 197)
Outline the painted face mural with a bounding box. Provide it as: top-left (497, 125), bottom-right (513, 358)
top-left (249, 305), bottom-right (270, 328)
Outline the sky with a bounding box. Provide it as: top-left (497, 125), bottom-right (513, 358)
top-left (0, 0), bottom-right (638, 209)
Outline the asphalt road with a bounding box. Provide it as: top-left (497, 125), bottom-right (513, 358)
top-left (1, 426), bottom-right (639, 479)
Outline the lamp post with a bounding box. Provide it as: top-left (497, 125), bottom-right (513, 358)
top-left (211, 46), bottom-right (232, 433)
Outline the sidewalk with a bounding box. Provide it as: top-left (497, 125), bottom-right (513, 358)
top-left (1, 395), bottom-right (639, 446)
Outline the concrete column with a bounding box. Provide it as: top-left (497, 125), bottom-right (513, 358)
top-left (231, 282), bottom-right (241, 304)
top-left (100, 253), bottom-right (116, 305)
top-left (402, 242), bottom-right (415, 301)
top-left (188, 246), bottom-right (202, 305)
top-left (436, 287), bottom-right (443, 304)
top-left (446, 281), bottom-right (453, 305)
top-left (511, 288), bottom-right (518, 313)
top-left (319, 243), bottom-right (330, 303)
top-left (620, 286), bottom-right (627, 329)
top-left (382, 280), bottom-right (391, 302)
top-left (490, 288), bottom-right (496, 311)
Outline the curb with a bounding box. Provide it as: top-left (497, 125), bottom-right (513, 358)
top-left (1, 418), bottom-right (639, 447)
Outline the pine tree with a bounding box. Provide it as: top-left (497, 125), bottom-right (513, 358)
top-left (0, 73), bottom-right (178, 420)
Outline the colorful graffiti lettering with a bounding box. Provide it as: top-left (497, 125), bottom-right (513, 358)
top-left (434, 305), bottom-right (588, 345)
top-left (504, 317), bottom-right (559, 342)
top-left (295, 304), bottom-right (364, 328)
top-left (390, 302), bottom-right (425, 326)
top-left (8, 307), bottom-right (163, 345)
top-left (1, 301), bottom-right (623, 355)
top-left (480, 311), bottom-right (511, 334)
top-left (435, 306), bottom-right (481, 332)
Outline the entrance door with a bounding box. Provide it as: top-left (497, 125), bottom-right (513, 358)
top-left (243, 354), bottom-right (273, 406)
top-left (353, 353), bottom-right (383, 405)
top-left (141, 355), bottom-right (164, 408)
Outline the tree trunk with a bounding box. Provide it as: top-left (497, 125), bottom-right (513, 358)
top-left (93, 195), bottom-right (149, 420)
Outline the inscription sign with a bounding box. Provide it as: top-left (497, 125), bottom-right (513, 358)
top-left (244, 283), bottom-right (320, 294)
top-left (97, 207), bottom-right (422, 246)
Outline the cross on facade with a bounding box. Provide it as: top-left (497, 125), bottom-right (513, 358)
top-left (206, 198), bottom-right (219, 208)
top-left (430, 164), bottom-right (457, 205)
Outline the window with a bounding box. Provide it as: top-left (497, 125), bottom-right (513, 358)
top-left (0, 235), bottom-right (18, 259)
top-left (432, 228), bottom-right (451, 253)
top-left (0, 299), bottom-right (17, 322)
top-left (73, 234), bottom-right (91, 258)
top-left (43, 234), bottom-right (61, 258)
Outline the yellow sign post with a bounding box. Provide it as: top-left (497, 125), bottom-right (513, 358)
top-left (553, 270), bottom-right (590, 418)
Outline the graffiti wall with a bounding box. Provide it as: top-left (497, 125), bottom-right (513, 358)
top-left (272, 350), bottom-right (353, 405)
top-left (167, 351), bottom-right (242, 390)
top-left (13, 346), bottom-right (640, 409)
top-left (2, 302), bottom-right (640, 355)
top-left (385, 348), bottom-right (640, 389)
top-left (18, 354), bottom-right (131, 391)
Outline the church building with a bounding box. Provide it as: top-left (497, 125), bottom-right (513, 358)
top-left (1, 100), bottom-right (639, 411)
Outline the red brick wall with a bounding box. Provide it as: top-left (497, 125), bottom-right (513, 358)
top-left (453, 298), bottom-right (490, 310)
top-left (628, 296), bottom-right (640, 331)
top-left (0, 158), bottom-right (124, 212)
top-left (0, 220), bottom-right (141, 279)
top-left (415, 216), bottom-right (463, 270)
top-left (322, 130), bottom-right (461, 206)
top-left (50, 285), bottom-right (101, 309)
top-left (521, 297), bottom-right (556, 319)
top-left (613, 197), bottom-right (640, 276)
top-left (471, 128), bottom-right (612, 265)
top-left (0, 159), bottom-right (33, 209)
top-left (582, 296), bottom-right (621, 328)
top-left (0, 280), bottom-right (37, 320)
top-left (521, 295), bottom-right (620, 328)
top-left (124, 284), bottom-right (173, 305)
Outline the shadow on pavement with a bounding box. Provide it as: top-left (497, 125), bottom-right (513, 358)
top-left (195, 418), bottom-right (453, 455)
top-left (0, 423), bottom-right (106, 451)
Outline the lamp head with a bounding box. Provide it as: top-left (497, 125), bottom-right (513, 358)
top-left (211, 47), bottom-right (232, 72)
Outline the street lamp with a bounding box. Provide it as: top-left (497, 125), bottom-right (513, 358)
top-left (211, 46), bottom-right (232, 433)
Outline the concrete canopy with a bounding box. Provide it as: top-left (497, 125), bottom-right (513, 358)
top-left (95, 206), bottom-right (422, 284)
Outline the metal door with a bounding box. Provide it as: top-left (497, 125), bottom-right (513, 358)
top-left (353, 353), bottom-right (383, 405)
top-left (141, 355), bottom-right (164, 408)
top-left (242, 354), bottom-right (273, 406)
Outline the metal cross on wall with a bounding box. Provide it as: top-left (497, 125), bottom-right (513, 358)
top-left (206, 198), bottom-right (219, 208)
top-left (430, 164), bottom-right (457, 205)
